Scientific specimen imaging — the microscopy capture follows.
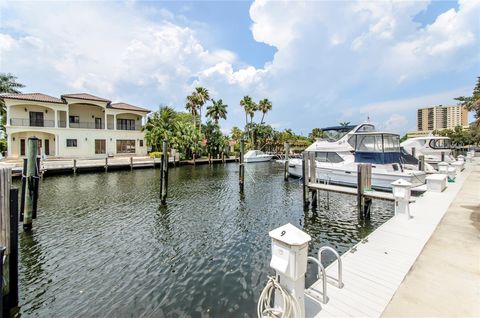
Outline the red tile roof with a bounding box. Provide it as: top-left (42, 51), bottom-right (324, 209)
top-left (109, 102), bottom-right (150, 113)
top-left (0, 93), bottom-right (65, 104)
top-left (61, 93), bottom-right (110, 102)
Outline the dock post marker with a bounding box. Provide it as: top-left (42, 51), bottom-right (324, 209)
top-left (23, 137), bottom-right (38, 231)
top-left (284, 142), bottom-right (290, 181)
top-left (105, 157), bottom-right (108, 172)
top-left (239, 139), bottom-right (245, 192)
top-left (130, 156), bottom-right (133, 170)
top-left (73, 159), bottom-right (77, 174)
top-left (160, 140), bottom-right (169, 205)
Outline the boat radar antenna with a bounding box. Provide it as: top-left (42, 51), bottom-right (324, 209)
top-left (366, 115), bottom-right (371, 123)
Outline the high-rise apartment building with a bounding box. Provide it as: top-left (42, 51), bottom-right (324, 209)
top-left (416, 105), bottom-right (468, 131)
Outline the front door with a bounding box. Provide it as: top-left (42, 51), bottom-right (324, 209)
top-left (95, 139), bottom-right (106, 154)
top-left (45, 139), bottom-right (50, 156)
top-left (20, 139), bottom-right (25, 156)
top-left (29, 111), bottom-right (44, 127)
top-left (95, 118), bottom-right (103, 129)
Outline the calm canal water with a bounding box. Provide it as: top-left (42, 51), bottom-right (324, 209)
top-left (16, 162), bottom-right (393, 317)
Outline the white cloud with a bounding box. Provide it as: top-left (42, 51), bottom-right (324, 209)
top-left (0, 0), bottom-right (478, 134)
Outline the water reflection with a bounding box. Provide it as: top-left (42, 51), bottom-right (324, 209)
top-left (16, 163), bottom-right (393, 317)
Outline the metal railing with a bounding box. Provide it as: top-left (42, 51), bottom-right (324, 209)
top-left (307, 256), bottom-right (328, 304)
top-left (10, 118), bottom-right (55, 127)
top-left (116, 124), bottom-right (142, 131)
top-left (69, 122), bottom-right (105, 129)
top-left (306, 246), bottom-right (344, 304)
top-left (58, 121), bottom-right (67, 128)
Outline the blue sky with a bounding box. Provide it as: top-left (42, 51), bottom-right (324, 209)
top-left (1, 0), bottom-right (478, 135)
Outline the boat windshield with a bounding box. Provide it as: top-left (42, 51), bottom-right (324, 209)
top-left (429, 138), bottom-right (451, 149)
top-left (355, 134), bottom-right (400, 153)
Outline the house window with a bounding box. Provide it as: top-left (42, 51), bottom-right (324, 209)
top-left (69, 116), bottom-right (80, 124)
top-left (116, 140), bottom-right (136, 153)
top-left (95, 139), bottom-right (106, 154)
top-left (117, 119), bottom-right (136, 130)
top-left (66, 139), bottom-right (77, 147)
top-left (139, 140), bottom-right (144, 147)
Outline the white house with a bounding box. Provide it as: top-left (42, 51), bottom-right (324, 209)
top-left (1, 93), bottom-right (150, 158)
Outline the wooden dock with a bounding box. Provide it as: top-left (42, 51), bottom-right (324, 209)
top-left (307, 182), bottom-right (396, 201)
top-left (305, 161), bottom-right (474, 317)
top-left (0, 155), bottom-right (239, 178)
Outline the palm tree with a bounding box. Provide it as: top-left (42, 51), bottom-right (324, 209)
top-left (0, 73), bottom-right (24, 133)
top-left (240, 96), bottom-right (255, 127)
top-left (144, 106), bottom-right (176, 151)
top-left (185, 94), bottom-right (199, 129)
top-left (194, 86), bottom-right (210, 127)
top-left (258, 98), bottom-right (272, 124)
top-left (206, 99), bottom-right (228, 124)
top-left (339, 121), bottom-right (351, 127)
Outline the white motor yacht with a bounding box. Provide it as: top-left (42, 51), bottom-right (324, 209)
top-left (244, 150), bottom-right (273, 163)
top-left (288, 123), bottom-right (426, 190)
top-left (401, 136), bottom-right (455, 169)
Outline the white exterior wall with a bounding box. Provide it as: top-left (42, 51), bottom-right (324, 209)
top-left (5, 99), bottom-right (148, 158)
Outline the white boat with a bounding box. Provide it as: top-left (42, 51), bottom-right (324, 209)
top-left (288, 123), bottom-right (426, 191)
top-left (401, 136), bottom-right (456, 169)
top-left (244, 150), bottom-right (273, 163)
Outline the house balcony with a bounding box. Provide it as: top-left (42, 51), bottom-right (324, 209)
top-left (9, 118), bottom-right (142, 131)
top-left (10, 118), bottom-right (56, 128)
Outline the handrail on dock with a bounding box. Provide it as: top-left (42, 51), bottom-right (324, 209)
top-left (307, 256), bottom-right (329, 304)
top-left (318, 246), bottom-right (344, 288)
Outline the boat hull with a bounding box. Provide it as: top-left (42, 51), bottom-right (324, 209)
top-left (244, 156), bottom-right (273, 163)
top-left (288, 160), bottom-right (425, 190)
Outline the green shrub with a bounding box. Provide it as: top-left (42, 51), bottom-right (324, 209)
top-left (149, 151), bottom-right (162, 158)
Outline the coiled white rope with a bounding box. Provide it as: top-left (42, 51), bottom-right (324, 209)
top-left (257, 276), bottom-right (300, 318)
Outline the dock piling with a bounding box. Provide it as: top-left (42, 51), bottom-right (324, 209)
top-left (441, 151), bottom-right (445, 162)
top-left (8, 187), bottom-right (19, 311)
top-left (239, 139), bottom-right (245, 192)
top-left (22, 137), bottom-right (39, 231)
top-left (284, 142), bottom-right (290, 181)
top-left (130, 156), bottom-right (133, 170)
top-left (105, 157), bottom-right (108, 172)
top-left (302, 152), bottom-right (310, 208)
top-left (73, 159), bottom-right (77, 174)
top-left (160, 140), bottom-right (169, 205)
top-left (418, 155), bottom-right (425, 171)
top-left (357, 163), bottom-right (372, 219)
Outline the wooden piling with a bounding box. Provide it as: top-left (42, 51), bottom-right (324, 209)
top-left (239, 139), bottom-right (245, 192)
top-left (8, 187), bottom-right (19, 310)
top-left (221, 151), bottom-right (225, 164)
top-left (193, 153), bottom-right (196, 166)
top-left (357, 163), bottom-right (372, 219)
top-left (208, 153), bottom-right (212, 165)
top-left (73, 159), bottom-right (77, 174)
top-left (160, 140), bottom-right (169, 205)
top-left (284, 142), bottom-right (290, 181)
top-left (418, 155), bottom-right (425, 171)
top-left (308, 151), bottom-right (316, 183)
top-left (302, 152), bottom-right (310, 208)
top-left (130, 156), bottom-right (133, 170)
top-left (105, 157), bottom-right (108, 172)
top-left (441, 151), bottom-right (445, 162)
top-left (0, 168), bottom-right (12, 254)
top-left (23, 137), bottom-right (38, 231)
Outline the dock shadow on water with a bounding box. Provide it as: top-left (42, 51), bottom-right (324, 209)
top-left (15, 162), bottom-right (393, 317)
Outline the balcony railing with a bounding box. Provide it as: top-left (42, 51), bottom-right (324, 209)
top-left (69, 122), bottom-right (105, 129)
top-left (10, 118), bottom-right (55, 127)
top-left (10, 118), bottom-right (141, 131)
top-left (117, 124), bottom-right (142, 131)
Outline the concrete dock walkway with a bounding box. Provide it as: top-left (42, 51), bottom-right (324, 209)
top-left (382, 164), bottom-right (480, 317)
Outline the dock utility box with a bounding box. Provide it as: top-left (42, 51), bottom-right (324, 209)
top-left (426, 174), bottom-right (447, 192)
